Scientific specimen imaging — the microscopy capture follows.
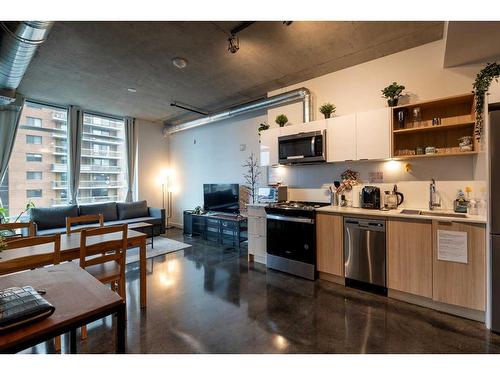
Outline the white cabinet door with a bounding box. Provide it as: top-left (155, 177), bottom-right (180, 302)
top-left (326, 114), bottom-right (357, 162)
top-left (356, 108), bottom-right (391, 160)
top-left (279, 123), bottom-right (302, 136)
top-left (260, 127), bottom-right (280, 166)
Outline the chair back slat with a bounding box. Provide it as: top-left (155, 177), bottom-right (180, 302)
top-left (66, 214), bottom-right (104, 234)
top-left (0, 221), bottom-right (36, 238)
top-left (79, 224), bottom-right (127, 270)
top-left (3, 234), bottom-right (61, 265)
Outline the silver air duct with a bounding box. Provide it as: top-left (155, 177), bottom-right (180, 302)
top-left (164, 87), bottom-right (312, 135)
top-left (0, 21), bottom-right (54, 104)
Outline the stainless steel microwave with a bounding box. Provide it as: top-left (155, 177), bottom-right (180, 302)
top-left (278, 130), bottom-right (326, 164)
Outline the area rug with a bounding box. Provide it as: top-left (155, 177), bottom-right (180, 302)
top-left (125, 236), bottom-right (191, 264)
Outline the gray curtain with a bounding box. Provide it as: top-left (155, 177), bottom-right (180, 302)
top-left (124, 117), bottom-right (137, 202)
top-left (68, 106), bottom-right (83, 204)
top-left (0, 95), bottom-right (25, 189)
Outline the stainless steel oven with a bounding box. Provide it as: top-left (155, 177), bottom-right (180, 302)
top-left (278, 130), bottom-right (326, 164)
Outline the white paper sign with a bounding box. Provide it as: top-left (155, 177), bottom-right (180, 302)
top-left (437, 230), bottom-right (468, 263)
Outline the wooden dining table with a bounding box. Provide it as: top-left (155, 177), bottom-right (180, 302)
top-left (0, 229), bottom-right (148, 308)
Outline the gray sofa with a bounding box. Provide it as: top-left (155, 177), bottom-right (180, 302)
top-left (30, 200), bottom-right (165, 236)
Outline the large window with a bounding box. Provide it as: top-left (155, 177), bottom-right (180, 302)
top-left (0, 102), bottom-right (129, 219)
top-left (78, 113), bottom-right (127, 204)
top-left (0, 101), bottom-right (69, 219)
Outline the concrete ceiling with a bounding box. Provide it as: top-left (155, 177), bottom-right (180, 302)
top-left (18, 21), bottom-right (444, 124)
top-left (444, 21), bottom-right (500, 67)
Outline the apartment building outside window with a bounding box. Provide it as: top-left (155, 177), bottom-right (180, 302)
top-left (26, 153), bottom-right (43, 162)
top-left (26, 189), bottom-right (43, 198)
top-left (79, 113), bottom-right (127, 204)
top-left (26, 172), bottom-right (43, 180)
top-left (26, 116), bottom-right (42, 127)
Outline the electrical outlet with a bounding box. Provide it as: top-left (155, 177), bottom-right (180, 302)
top-left (240, 144), bottom-right (246, 151)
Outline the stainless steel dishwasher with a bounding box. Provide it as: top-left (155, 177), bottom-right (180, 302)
top-left (344, 217), bottom-right (387, 295)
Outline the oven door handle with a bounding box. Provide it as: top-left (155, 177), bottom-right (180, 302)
top-left (266, 214), bottom-right (315, 224)
top-left (311, 136), bottom-right (315, 156)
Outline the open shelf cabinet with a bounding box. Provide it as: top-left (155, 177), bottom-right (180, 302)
top-left (391, 93), bottom-right (479, 159)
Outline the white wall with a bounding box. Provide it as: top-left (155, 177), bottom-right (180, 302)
top-left (136, 119), bottom-right (169, 208)
top-left (168, 112), bottom-right (267, 225)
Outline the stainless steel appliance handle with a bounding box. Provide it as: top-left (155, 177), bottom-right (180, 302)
top-left (266, 214), bottom-right (314, 224)
top-left (287, 155), bottom-right (304, 160)
top-left (311, 136), bottom-right (315, 156)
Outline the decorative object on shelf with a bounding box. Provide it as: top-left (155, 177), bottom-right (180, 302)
top-left (319, 103), bottom-right (336, 119)
top-left (275, 114), bottom-right (288, 127)
top-left (242, 152), bottom-right (262, 204)
top-left (381, 82), bottom-right (405, 107)
top-left (192, 206), bottom-right (204, 215)
top-left (454, 189), bottom-right (468, 213)
top-left (472, 62), bottom-right (500, 140)
top-left (459, 136), bottom-right (473, 152)
top-left (0, 234), bottom-right (6, 253)
top-left (397, 109), bottom-right (407, 129)
top-left (432, 117), bottom-right (441, 126)
top-left (336, 169), bottom-right (359, 194)
top-left (411, 107), bottom-right (422, 127)
top-left (425, 146), bottom-right (437, 155)
top-left (415, 147), bottom-right (424, 155)
top-left (257, 122), bottom-right (270, 139)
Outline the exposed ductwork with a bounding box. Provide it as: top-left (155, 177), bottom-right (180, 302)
top-left (0, 21), bottom-right (54, 104)
top-left (164, 87), bottom-right (312, 135)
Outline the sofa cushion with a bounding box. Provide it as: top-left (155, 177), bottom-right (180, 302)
top-left (30, 205), bottom-right (79, 230)
top-left (79, 202), bottom-right (118, 222)
top-left (116, 200), bottom-right (149, 220)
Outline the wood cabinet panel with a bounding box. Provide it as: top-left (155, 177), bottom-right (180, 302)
top-left (316, 213), bottom-right (343, 276)
top-left (387, 218), bottom-right (433, 298)
top-left (432, 220), bottom-right (486, 311)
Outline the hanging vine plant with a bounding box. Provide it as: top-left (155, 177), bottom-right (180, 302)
top-left (472, 62), bottom-right (500, 140)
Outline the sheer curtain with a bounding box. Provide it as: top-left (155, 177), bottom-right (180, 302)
top-left (68, 105), bottom-right (83, 204)
top-left (124, 117), bottom-right (137, 202)
top-left (0, 95), bottom-right (25, 191)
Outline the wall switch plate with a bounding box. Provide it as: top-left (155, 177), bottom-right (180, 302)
top-left (240, 144), bottom-right (246, 151)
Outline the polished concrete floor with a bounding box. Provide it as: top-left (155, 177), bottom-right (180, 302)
top-left (23, 228), bottom-right (500, 354)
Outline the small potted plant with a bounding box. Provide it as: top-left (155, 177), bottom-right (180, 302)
top-left (319, 103), bottom-right (336, 119)
top-left (381, 82), bottom-right (405, 107)
top-left (275, 114), bottom-right (288, 127)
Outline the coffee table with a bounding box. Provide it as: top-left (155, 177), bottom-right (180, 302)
top-left (128, 222), bottom-right (155, 248)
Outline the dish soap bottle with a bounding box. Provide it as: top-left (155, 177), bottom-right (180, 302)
top-left (454, 189), bottom-right (468, 213)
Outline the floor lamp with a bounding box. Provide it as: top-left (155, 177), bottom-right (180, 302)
top-left (161, 170), bottom-right (174, 229)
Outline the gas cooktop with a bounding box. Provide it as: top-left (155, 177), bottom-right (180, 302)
top-left (267, 201), bottom-right (330, 211)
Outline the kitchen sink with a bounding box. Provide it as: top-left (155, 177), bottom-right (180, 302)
top-left (399, 209), bottom-right (467, 218)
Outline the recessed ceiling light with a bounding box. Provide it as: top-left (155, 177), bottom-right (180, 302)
top-left (127, 88), bottom-right (137, 93)
top-left (172, 57), bottom-right (188, 69)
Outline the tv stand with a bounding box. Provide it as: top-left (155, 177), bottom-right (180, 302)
top-left (183, 210), bottom-right (248, 251)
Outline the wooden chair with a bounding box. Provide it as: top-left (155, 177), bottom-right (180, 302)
top-left (0, 221), bottom-right (36, 240)
top-left (78, 224), bottom-right (128, 339)
top-left (0, 234), bottom-right (62, 352)
top-left (65, 214), bottom-right (104, 234)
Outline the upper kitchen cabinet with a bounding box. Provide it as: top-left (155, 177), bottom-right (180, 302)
top-left (326, 114), bottom-right (356, 162)
top-left (260, 127), bottom-right (280, 166)
top-left (280, 119), bottom-right (326, 137)
top-left (356, 107), bottom-right (391, 160)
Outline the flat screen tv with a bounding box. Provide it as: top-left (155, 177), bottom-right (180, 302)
top-left (203, 184), bottom-right (240, 214)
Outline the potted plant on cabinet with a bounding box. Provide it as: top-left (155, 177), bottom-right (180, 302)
top-left (275, 114), bottom-right (288, 127)
top-left (381, 82), bottom-right (405, 107)
top-left (319, 103), bottom-right (336, 119)
top-left (257, 122), bottom-right (270, 139)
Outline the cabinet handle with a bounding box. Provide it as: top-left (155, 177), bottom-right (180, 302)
top-left (344, 159), bottom-right (353, 162)
top-left (359, 158), bottom-right (369, 161)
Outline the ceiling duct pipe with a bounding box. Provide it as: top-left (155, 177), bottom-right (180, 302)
top-left (0, 21), bottom-right (54, 104)
top-left (164, 87), bottom-right (312, 135)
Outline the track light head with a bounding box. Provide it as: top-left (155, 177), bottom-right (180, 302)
top-left (228, 34), bottom-right (239, 54)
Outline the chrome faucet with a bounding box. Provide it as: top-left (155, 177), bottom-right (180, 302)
top-left (429, 179), bottom-right (441, 210)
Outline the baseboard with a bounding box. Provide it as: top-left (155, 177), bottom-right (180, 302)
top-left (388, 289), bottom-right (485, 322)
top-left (248, 253), bottom-right (267, 265)
top-left (168, 221), bottom-right (183, 229)
top-left (318, 272), bottom-right (345, 285)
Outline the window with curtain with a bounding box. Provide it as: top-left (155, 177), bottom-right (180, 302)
top-left (1, 101), bottom-right (70, 219)
top-left (78, 113), bottom-right (127, 204)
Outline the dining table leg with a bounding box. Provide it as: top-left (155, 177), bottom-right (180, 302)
top-left (69, 328), bottom-right (77, 354)
top-left (116, 303), bottom-right (126, 353)
top-left (140, 236), bottom-right (147, 308)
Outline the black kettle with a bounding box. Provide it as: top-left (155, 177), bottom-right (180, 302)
top-left (384, 184), bottom-right (404, 209)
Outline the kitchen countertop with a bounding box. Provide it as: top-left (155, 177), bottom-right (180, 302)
top-left (316, 205), bottom-right (487, 224)
top-left (246, 203), bottom-right (269, 208)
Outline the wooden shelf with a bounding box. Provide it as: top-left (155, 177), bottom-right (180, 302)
top-left (391, 93), bottom-right (474, 110)
top-left (392, 151), bottom-right (479, 160)
top-left (393, 120), bottom-right (475, 134)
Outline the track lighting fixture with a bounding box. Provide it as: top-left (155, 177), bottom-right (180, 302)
top-left (228, 34), bottom-right (239, 54)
